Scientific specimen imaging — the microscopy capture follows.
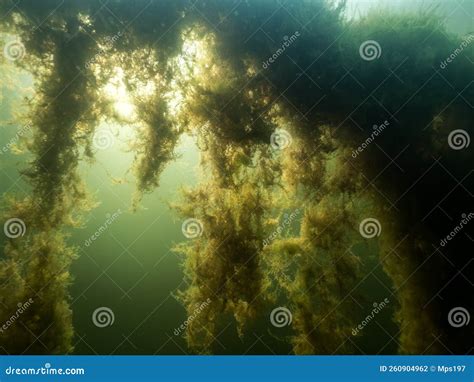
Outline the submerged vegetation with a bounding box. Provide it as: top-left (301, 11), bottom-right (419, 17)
top-left (0, 0), bottom-right (472, 354)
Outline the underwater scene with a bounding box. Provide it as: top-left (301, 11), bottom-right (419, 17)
top-left (0, 0), bottom-right (472, 355)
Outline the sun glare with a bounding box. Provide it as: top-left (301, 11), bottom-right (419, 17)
top-left (103, 67), bottom-right (137, 121)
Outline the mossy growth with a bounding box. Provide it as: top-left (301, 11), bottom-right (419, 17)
top-left (0, 0), bottom-right (472, 354)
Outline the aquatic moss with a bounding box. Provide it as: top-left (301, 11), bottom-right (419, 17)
top-left (174, 135), bottom-right (279, 352)
top-left (0, 0), bottom-right (472, 355)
